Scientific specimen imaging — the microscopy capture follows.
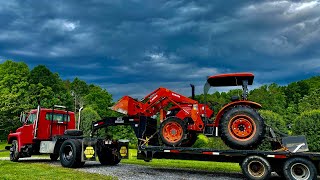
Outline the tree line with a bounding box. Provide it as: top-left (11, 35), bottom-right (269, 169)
top-left (0, 60), bottom-right (319, 151)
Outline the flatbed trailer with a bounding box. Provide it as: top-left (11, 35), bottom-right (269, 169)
top-left (93, 116), bottom-right (320, 180)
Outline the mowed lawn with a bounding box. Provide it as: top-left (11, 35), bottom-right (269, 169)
top-left (1, 142), bottom-right (241, 179)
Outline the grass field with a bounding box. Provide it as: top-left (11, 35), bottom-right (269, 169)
top-left (122, 149), bottom-right (241, 173)
top-left (0, 142), bottom-right (9, 157)
top-left (0, 161), bottom-right (115, 180)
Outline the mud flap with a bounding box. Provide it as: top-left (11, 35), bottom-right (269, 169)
top-left (281, 135), bottom-right (309, 152)
top-left (82, 138), bottom-right (97, 161)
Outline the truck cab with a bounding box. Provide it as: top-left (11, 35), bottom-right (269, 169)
top-left (7, 105), bottom-right (77, 161)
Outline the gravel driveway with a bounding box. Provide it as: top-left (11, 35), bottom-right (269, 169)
top-left (1, 157), bottom-right (287, 180)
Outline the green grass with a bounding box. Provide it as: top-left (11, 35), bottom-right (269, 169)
top-left (0, 141), bottom-right (9, 157)
top-left (121, 149), bottom-right (241, 173)
top-left (0, 161), bottom-right (115, 180)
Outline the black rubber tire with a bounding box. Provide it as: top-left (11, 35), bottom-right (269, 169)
top-left (219, 105), bottom-right (265, 149)
top-left (180, 132), bottom-right (198, 147)
top-left (241, 155), bottom-right (271, 180)
top-left (64, 129), bottom-right (83, 136)
top-left (283, 157), bottom-right (317, 180)
top-left (9, 140), bottom-right (20, 162)
top-left (97, 147), bottom-right (120, 165)
top-left (59, 139), bottom-right (83, 168)
top-left (50, 154), bottom-right (59, 161)
top-left (159, 117), bottom-right (186, 146)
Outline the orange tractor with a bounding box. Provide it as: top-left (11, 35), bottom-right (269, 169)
top-left (112, 73), bottom-right (265, 149)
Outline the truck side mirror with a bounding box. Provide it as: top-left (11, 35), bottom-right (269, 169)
top-left (20, 112), bottom-right (27, 124)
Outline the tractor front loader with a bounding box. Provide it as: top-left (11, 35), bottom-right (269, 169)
top-left (111, 73), bottom-right (265, 149)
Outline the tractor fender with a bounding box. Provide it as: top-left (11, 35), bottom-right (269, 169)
top-left (213, 101), bottom-right (262, 127)
top-left (7, 132), bottom-right (22, 151)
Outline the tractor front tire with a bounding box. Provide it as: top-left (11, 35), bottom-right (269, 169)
top-left (59, 139), bottom-right (83, 168)
top-left (159, 117), bottom-right (186, 147)
top-left (10, 140), bottom-right (20, 162)
top-left (219, 105), bottom-right (265, 149)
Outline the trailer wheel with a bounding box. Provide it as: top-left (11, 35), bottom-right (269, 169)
top-left (159, 117), bottom-right (186, 146)
top-left (219, 105), bottom-right (265, 149)
top-left (50, 154), bottom-right (59, 161)
top-left (97, 148), bottom-right (120, 165)
top-left (283, 157), bottom-right (317, 180)
top-left (59, 139), bottom-right (82, 168)
top-left (241, 156), bottom-right (271, 180)
top-left (9, 140), bottom-right (20, 162)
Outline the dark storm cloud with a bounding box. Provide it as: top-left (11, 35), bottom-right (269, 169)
top-left (0, 0), bottom-right (319, 100)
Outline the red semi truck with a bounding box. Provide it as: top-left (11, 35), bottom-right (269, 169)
top-left (6, 105), bottom-right (128, 167)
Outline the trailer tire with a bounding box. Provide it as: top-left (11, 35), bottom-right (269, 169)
top-left (59, 139), bottom-right (82, 168)
top-left (97, 148), bottom-right (120, 165)
top-left (283, 157), bottom-right (317, 180)
top-left (50, 154), bottom-right (59, 161)
top-left (9, 140), bottom-right (20, 162)
top-left (159, 117), bottom-right (186, 146)
top-left (220, 105), bottom-right (265, 149)
top-left (241, 156), bottom-right (271, 180)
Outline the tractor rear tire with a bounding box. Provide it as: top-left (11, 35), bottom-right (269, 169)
top-left (59, 139), bottom-right (83, 168)
top-left (10, 140), bottom-right (20, 162)
top-left (159, 117), bottom-right (186, 147)
top-left (219, 105), bottom-right (265, 149)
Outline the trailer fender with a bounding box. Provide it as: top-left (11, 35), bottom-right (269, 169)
top-left (213, 101), bottom-right (262, 127)
top-left (7, 132), bottom-right (22, 151)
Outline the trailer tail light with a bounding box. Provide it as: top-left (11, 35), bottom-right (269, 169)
top-left (202, 152), bottom-right (220, 155)
top-left (267, 154), bottom-right (287, 159)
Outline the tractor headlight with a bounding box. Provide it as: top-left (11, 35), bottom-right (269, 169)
top-left (193, 104), bottom-right (198, 110)
top-left (166, 111), bottom-right (171, 115)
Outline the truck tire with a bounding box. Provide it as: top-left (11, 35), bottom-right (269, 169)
top-left (283, 157), bottom-right (317, 180)
top-left (50, 154), bottom-right (59, 161)
top-left (59, 139), bottom-right (83, 168)
top-left (241, 155), bottom-right (271, 180)
top-left (9, 140), bottom-right (20, 162)
top-left (159, 117), bottom-right (186, 146)
top-left (64, 129), bottom-right (83, 136)
top-left (97, 147), bottom-right (120, 165)
top-left (219, 105), bottom-right (265, 149)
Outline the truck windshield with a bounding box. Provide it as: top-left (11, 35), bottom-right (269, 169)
top-left (46, 113), bottom-right (70, 122)
top-left (27, 113), bottom-right (36, 124)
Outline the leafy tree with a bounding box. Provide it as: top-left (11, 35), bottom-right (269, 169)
top-left (298, 88), bottom-right (320, 113)
top-left (0, 61), bottom-right (30, 139)
top-left (84, 85), bottom-right (113, 117)
top-left (259, 110), bottom-right (288, 133)
top-left (292, 110), bottom-right (320, 152)
top-left (80, 107), bottom-right (101, 136)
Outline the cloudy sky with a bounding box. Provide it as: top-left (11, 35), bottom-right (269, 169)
top-left (1, 0), bottom-right (320, 101)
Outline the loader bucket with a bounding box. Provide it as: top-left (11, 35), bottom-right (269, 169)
top-left (281, 135), bottom-right (309, 153)
top-left (111, 96), bottom-right (143, 116)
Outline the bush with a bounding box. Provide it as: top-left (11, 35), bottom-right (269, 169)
top-left (192, 134), bottom-right (229, 150)
top-left (292, 110), bottom-right (320, 152)
top-left (259, 110), bottom-right (288, 134)
top-left (192, 134), bottom-right (209, 148)
top-left (80, 107), bottom-right (101, 136)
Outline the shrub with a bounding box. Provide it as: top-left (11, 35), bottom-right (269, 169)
top-left (292, 110), bottom-right (320, 152)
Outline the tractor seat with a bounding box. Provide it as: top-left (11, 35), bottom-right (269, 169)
top-left (231, 95), bottom-right (240, 102)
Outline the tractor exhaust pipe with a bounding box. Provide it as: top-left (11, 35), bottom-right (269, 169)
top-left (190, 84), bottom-right (195, 100)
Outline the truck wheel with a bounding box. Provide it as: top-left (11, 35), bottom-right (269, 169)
top-left (59, 139), bottom-right (82, 168)
top-left (50, 154), bottom-right (59, 161)
top-left (283, 157), bottom-right (317, 180)
top-left (241, 156), bottom-right (271, 180)
top-left (219, 105), bottom-right (265, 149)
top-left (97, 148), bottom-right (120, 165)
top-left (9, 140), bottom-right (20, 162)
top-left (159, 117), bottom-right (186, 146)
